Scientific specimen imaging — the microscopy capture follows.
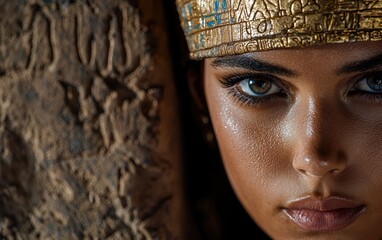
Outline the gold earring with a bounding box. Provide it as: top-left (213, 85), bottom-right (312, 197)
top-left (199, 114), bottom-right (215, 146)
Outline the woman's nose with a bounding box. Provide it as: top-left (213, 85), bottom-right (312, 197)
top-left (291, 98), bottom-right (347, 178)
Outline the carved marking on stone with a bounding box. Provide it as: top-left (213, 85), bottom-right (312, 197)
top-left (25, 3), bottom-right (56, 72)
top-left (100, 14), bottom-right (116, 77)
top-left (41, 6), bottom-right (59, 71)
top-left (75, 6), bottom-right (93, 66)
top-left (74, 2), bottom-right (145, 80)
top-left (115, 5), bottom-right (132, 73)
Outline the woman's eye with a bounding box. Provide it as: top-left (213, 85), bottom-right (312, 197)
top-left (354, 73), bottom-right (382, 93)
top-left (218, 73), bottom-right (288, 107)
top-left (237, 78), bottom-right (282, 97)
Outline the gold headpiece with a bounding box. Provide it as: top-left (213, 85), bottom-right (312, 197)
top-left (176, 0), bottom-right (382, 59)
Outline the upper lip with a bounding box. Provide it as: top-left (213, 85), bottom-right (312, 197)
top-left (285, 196), bottom-right (363, 211)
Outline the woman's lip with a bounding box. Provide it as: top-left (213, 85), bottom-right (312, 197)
top-left (286, 196), bottom-right (362, 211)
top-left (283, 196), bottom-right (366, 231)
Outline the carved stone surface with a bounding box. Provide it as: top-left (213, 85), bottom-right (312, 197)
top-left (0, 0), bottom-right (184, 239)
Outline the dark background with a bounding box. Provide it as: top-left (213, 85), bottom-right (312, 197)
top-left (163, 2), bottom-right (271, 239)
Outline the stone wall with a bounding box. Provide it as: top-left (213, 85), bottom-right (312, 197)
top-left (0, 0), bottom-right (186, 239)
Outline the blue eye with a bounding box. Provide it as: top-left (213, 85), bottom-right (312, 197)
top-left (237, 78), bottom-right (282, 97)
top-left (355, 73), bottom-right (382, 92)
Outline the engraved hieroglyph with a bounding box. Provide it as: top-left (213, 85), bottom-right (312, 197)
top-left (176, 0), bottom-right (382, 59)
top-left (0, 0), bottom-right (184, 239)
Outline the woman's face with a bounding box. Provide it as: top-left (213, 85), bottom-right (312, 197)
top-left (203, 41), bottom-right (382, 239)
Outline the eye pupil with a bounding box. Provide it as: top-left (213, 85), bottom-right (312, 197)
top-left (367, 76), bottom-right (382, 91)
top-left (248, 79), bottom-right (271, 94)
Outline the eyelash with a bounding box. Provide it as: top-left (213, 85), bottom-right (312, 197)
top-left (219, 72), bottom-right (382, 107)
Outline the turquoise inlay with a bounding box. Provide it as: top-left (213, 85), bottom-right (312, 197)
top-left (194, 23), bottom-right (201, 30)
top-left (187, 3), bottom-right (193, 15)
top-left (216, 14), bottom-right (221, 25)
top-left (222, 0), bottom-right (227, 11)
top-left (214, 0), bottom-right (219, 12)
top-left (206, 19), bottom-right (215, 27)
top-left (230, 17), bottom-right (235, 23)
top-left (200, 34), bottom-right (205, 47)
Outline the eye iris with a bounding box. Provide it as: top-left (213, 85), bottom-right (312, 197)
top-left (248, 79), bottom-right (271, 94)
top-left (367, 76), bottom-right (382, 91)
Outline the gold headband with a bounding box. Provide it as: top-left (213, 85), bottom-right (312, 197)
top-left (176, 0), bottom-right (382, 59)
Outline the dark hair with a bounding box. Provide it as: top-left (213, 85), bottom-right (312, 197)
top-left (163, 2), bottom-right (270, 239)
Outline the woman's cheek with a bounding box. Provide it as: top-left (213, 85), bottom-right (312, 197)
top-left (212, 105), bottom-right (292, 196)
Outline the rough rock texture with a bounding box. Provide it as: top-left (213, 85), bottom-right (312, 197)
top-left (0, 0), bottom-right (185, 239)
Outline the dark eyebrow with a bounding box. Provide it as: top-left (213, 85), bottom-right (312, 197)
top-left (211, 55), bottom-right (297, 77)
top-left (338, 53), bottom-right (382, 75)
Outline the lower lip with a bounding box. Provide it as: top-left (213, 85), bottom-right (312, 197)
top-left (283, 206), bottom-right (365, 231)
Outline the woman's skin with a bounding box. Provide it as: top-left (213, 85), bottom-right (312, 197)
top-left (203, 41), bottom-right (382, 239)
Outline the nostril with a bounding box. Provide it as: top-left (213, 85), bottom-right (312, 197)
top-left (293, 149), bottom-right (347, 178)
top-left (297, 167), bottom-right (343, 178)
top-left (330, 169), bottom-right (340, 175)
top-left (298, 169), bottom-right (306, 174)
